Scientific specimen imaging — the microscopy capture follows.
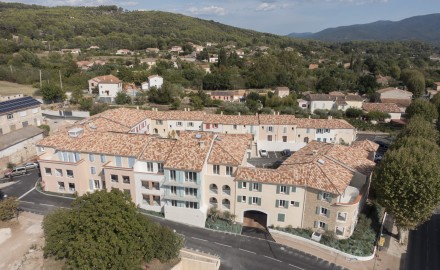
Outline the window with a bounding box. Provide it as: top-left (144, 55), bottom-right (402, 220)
top-left (45, 168), bottom-right (52, 176)
top-left (68, 183), bottom-right (75, 192)
top-left (187, 122), bottom-right (194, 127)
top-left (226, 166), bottom-right (233, 176)
top-left (277, 213), bottom-right (285, 222)
top-left (280, 185), bottom-right (287, 193)
top-left (318, 221), bottom-right (327, 229)
top-left (252, 183), bottom-right (260, 191)
top-left (283, 126), bottom-right (287, 133)
top-left (156, 120), bottom-right (163, 125)
top-left (268, 126), bottom-right (274, 132)
top-left (171, 186), bottom-right (177, 195)
top-left (282, 136), bottom-right (287, 142)
top-left (335, 226), bottom-right (345, 236)
top-left (171, 200), bottom-right (178, 206)
top-left (111, 174), bottom-right (118, 183)
top-left (89, 154), bottom-right (95, 162)
top-left (213, 165), bottom-right (220, 175)
top-left (251, 197), bottom-right (259, 204)
top-left (185, 188), bottom-right (197, 197)
top-left (115, 156), bottom-right (122, 167)
top-left (267, 135), bottom-right (273, 141)
top-left (185, 171), bottom-right (197, 182)
top-left (233, 125), bottom-right (237, 130)
top-left (67, 170), bottom-right (74, 178)
top-left (337, 212), bottom-right (347, 222)
top-left (306, 128), bottom-right (310, 134)
top-left (158, 163), bottom-right (164, 173)
top-left (185, 201), bottom-right (198, 209)
top-left (147, 162), bottom-right (153, 172)
top-left (38, 146), bottom-right (45, 153)
top-left (58, 181), bottom-right (65, 191)
top-left (240, 182), bottom-right (247, 189)
top-left (278, 200), bottom-right (287, 208)
top-left (319, 207), bottom-right (329, 216)
top-left (55, 169), bottom-right (63, 177)
top-left (213, 124), bottom-right (218, 128)
top-left (100, 154), bottom-right (106, 163)
top-left (122, 176), bottom-right (130, 184)
top-left (290, 201), bottom-right (300, 207)
top-left (319, 192), bottom-right (331, 202)
top-left (94, 180), bottom-right (100, 189)
top-left (176, 121), bottom-right (183, 127)
top-left (237, 195), bottom-right (246, 202)
top-left (170, 170), bottom-right (176, 181)
top-left (7, 113), bottom-right (14, 120)
top-left (128, 157), bottom-right (135, 168)
top-left (90, 167), bottom-right (96, 175)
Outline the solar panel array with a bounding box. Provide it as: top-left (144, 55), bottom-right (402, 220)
top-left (0, 96), bottom-right (42, 115)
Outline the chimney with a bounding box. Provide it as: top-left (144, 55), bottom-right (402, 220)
top-left (199, 141), bottom-right (205, 148)
top-left (238, 112), bottom-right (241, 116)
top-left (136, 106), bottom-right (139, 110)
top-left (277, 111), bottom-right (280, 115)
top-left (312, 150), bottom-right (318, 155)
top-left (328, 116), bottom-right (333, 119)
top-left (188, 108), bottom-right (191, 111)
top-left (273, 111), bottom-right (276, 115)
top-left (221, 111), bottom-right (223, 115)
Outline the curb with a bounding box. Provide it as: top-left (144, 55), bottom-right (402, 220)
top-left (34, 179), bottom-right (75, 200)
top-left (269, 228), bottom-right (376, 261)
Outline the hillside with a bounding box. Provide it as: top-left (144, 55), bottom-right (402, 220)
top-left (288, 14), bottom-right (440, 44)
top-left (0, 2), bottom-right (295, 51)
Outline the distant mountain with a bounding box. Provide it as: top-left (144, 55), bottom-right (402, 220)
top-left (287, 14), bottom-right (440, 43)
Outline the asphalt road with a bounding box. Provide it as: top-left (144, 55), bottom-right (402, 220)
top-left (405, 210), bottom-right (440, 270)
top-left (1, 171), bottom-right (347, 270)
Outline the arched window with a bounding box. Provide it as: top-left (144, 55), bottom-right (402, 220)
top-left (222, 198), bottom-right (230, 210)
top-left (210, 184), bottom-right (218, 194)
top-left (209, 197), bottom-right (218, 207)
top-left (304, 137), bottom-right (309, 143)
top-left (222, 185), bottom-right (231, 195)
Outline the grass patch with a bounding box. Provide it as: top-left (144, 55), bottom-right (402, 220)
top-left (272, 201), bottom-right (384, 256)
top-left (205, 218), bottom-right (242, 234)
top-left (0, 81), bottom-right (37, 96)
top-left (138, 208), bottom-right (165, 218)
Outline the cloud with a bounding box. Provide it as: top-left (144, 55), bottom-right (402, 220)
top-left (4, 0), bottom-right (138, 7)
top-left (256, 2), bottom-right (277, 11)
top-left (186, 5), bottom-right (226, 16)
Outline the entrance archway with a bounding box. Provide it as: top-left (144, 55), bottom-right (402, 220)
top-left (243, 210), bottom-right (267, 229)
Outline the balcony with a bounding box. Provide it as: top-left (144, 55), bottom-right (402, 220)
top-left (222, 185), bottom-right (231, 196)
top-left (163, 194), bottom-right (199, 203)
top-left (337, 186), bottom-right (360, 204)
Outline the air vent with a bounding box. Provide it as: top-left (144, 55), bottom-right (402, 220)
top-left (68, 127), bottom-right (84, 138)
top-left (195, 133), bottom-right (202, 139)
top-left (317, 159), bottom-right (325, 165)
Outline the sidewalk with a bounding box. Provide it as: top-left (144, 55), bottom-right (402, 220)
top-left (271, 224), bottom-right (407, 270)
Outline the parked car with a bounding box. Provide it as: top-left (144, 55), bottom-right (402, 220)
top-left (5, 166), bottom-right (27, 177)
top-left (24, 162), bottom-right (39, 170)
top-left (282, 149), bottom-right (292, 157)
top-left (259, 149), bottom-right (268, 157)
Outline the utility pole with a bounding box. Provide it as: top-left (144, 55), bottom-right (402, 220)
top-left (39, 70), bottom-right (42, 88)
top-left (59, 70), bottom-right (63, 90)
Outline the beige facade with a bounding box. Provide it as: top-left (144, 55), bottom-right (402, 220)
top-left (0, 104), bottom-right (42, 135)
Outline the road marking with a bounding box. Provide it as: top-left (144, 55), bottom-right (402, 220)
top-left (264, 255), bottom-right (282, 262)
top-left (214, 242), bottom-right (232, 247)
top-left (191, 237), bottom-right (207, 242)
top-left (239, 248), bottom-right (256, 254)
top-left (40, 203), bottom-right (55, 207)
top-left (18, 187), bottom-right (35, 200)
top-left (20, 201), bottom-right (35, 204)
top-left (289, 263), bottom-right (305, 270)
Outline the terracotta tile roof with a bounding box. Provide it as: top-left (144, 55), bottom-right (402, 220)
top-left (379, 98), bottom-right (412, 108)
top-left (258, 114), bottom-right (297, 125)
top-left (237, 141), bottom-right (375, 194)
top-left (164, 131), bottom-right (215, 171)
top-left (89, 108), bottom-right (152, 129)
top-left (208, 134), bottom-right (252, 166)
top-left (329, 91), bottom-right (345, 97)
top-left (376, 87), bottom-right (411, 95)
top-left (138, 138), bottom-right (176, 162)
top-left (352, 140), bottom-right (380, 153)
top-left (204, 114), bottom-right (259, 125)
top-left (345, 94), bottom-right (364, 102)
top-left (294, 118), bottom-right (354, 129)
top-left (306, 94), bottom-right (334, 101)
top-left (362, 103), bottom-right (401, 113)
top-left (90, 75), bottom-right (121, 84)
top-left (151, 110), bottom-right (206, 121)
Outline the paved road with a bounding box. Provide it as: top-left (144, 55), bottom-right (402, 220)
top-left (1, 172), bottom-right (347, 270)
top-left (405, 210), bottom-right (440, 270)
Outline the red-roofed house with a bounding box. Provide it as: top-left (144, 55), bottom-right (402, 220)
top-left (88, 75), bottom-right (122, 103)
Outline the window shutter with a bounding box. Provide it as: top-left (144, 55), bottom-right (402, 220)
top-left (89, 179), bottom-right (93, 190)
top-left (196, 173), bottom-right (201, 185)
top-left (257, 198), bottom-right (261, 206)
top-left (285, 187), bottom-right (290, 195)
top-left (237, 196), bottom-right (242, 203)
top-left (294, 202), bottom-right (300, 207)
top-left (327, 196), bottom-right (332, 203)
top-left (314, 221), bottom-right (318, 228)
top-left (316, 206), bottom-right (320, 215)
top-left (324, 223), bottom-right (328, 230)
top-left (249, 183), bottom-right (253, 191)
top-left (248, 197), bottom-right (252, 205)
top-left (238, 181), bottom-right (242, 189)
top-left (291, 186), bottom-right (296, 193)
top-left (258, 184), bottom-right (262, 192)
top-left (327, 209), bottom-right (331, 218)
top-left (318, 192), bottom-right (323, 200)
top-left (276, 199), bottom-right (279, 207)
top-left (276, 185), bottom-right (280, 194)
top-left (284, 202), bottom-right (289, 209)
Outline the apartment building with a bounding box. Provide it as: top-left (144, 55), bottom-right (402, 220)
top-left (0, 96), bottom-right (42, 135)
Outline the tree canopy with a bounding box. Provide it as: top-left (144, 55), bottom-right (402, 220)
top-left (396, 115), bottom-right (439, 143)
top-left (43, 189), bottom-right (182, 269)
top-left (405, 98), bottom-right (438, 122)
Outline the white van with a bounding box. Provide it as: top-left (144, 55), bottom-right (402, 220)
top-left (6, 166), bottom-right (27, 177)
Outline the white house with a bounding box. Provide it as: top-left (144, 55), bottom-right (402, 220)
top-left (88, 75), bottom-right (122, 103)
top-left (274, 87), bottom-right (290, 98)
top-left (116, 49), bottom-right (133, 55)
top-left (141, 75), bottom-right (164, 90)
top-left (362, 103), bottom-right (402, 122)
top-left (306, 94), bottom-right (336, 113)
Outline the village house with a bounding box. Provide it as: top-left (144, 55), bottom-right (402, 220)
top-left (141, 75), bottom-right (164, 90)
top-left (274, 87), bottom-right (290, 98)
top-left (375, 87), bottom-right (413, 112)
top-left (362, 103), bottom-right (402, 122)
top-left (208, 90), bottom-right (245, 102)
top-left (116, 49), bottom-right (133, 55)
top-left (88, 75), bottom-right (123, 103)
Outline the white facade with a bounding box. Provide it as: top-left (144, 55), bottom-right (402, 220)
top-left (142, 75), bottom-right (164, 90)
top-left (310, 100), bottom-right (335, 112)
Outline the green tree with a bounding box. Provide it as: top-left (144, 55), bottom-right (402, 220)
top-left (396, 115), bottom-right (438, 143)
top-left (366, 111), bottom-right (390, 121)
top-left (316, 76), bottom-right (337, 94)
top-left (401, 69), bottom-right (425, 98)
top-left (372, 140), bottom-right (440, 243)
top-left (345, 107), bottom-right (363, 118)
top-left (70, 88), bottom-right (83, 104)
top-left (41, 83), bottom-right (65, 102)
top-left (115, 92), bottom-right (131, 105)
top-left (0, 197), bottom-right (19, 221)
top-left (43, 189), bottom-right (182, 269)
top-left (405, 99), bottom-right (438, 122)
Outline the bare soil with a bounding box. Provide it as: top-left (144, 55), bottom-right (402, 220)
top-left (0, 81), bottom-right (37, 96)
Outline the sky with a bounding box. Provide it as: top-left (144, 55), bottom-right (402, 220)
top-left (5, 0), bottom-right (440, 35)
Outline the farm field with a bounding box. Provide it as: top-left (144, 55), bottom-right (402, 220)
top-left (0, 81), bottom-right (37, 96)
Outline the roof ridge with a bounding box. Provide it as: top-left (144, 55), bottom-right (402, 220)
top-left (216, 141), bottom-right (241, 164)
top-left (315, 157), bottom-right (343, 195)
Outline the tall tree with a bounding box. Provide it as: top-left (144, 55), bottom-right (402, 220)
top-left (372, 140), bottom-right (440, 243)
top-left (401, 69), bottom-right (425, 98)
top-left (405, 99), bottom-right (438, 122)
top-left (396, 115), bottom-right (439, 143)
top-left (43, 189), bottom-right (182, 269)
top-left (41, 83), bottom-right (65, 102)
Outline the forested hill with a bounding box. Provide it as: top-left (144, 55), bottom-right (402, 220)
top-left (0, 3), bottom-right (295, 51)
top-left (287, 14), bottom-right (440, 44)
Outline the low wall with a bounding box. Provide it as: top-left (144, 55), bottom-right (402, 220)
top-left (164, 205), bottom-right (206, 228)
top-left (268, 228), bottom-right (376, 261)
top-left (171, 249), bottom-right (220, 270)
top-left (42, 110), bottom-right (90, 118)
